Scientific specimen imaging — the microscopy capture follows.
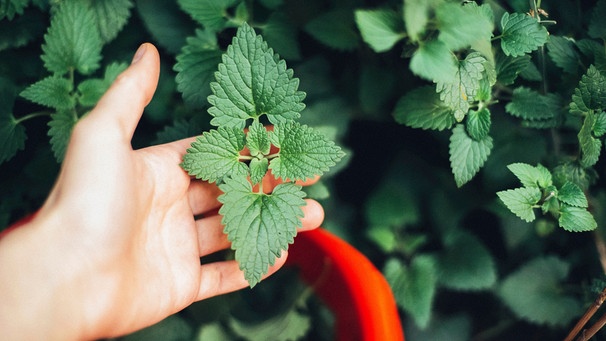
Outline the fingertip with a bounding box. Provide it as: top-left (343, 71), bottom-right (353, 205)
top-left (300, 199), bottom-right (324, 231)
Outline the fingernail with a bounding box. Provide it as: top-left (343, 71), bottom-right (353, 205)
top-left (131, 43), bottom-right (147, 64)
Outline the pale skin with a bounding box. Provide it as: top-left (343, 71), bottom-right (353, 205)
top-left (0, 43), bottom-right (324, 340)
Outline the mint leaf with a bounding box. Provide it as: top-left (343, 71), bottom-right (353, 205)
top-left (90, 0), bottom-right (133, 43)
top-left (0, 0), bottom-right (27, 20)
top-left (500, 12), bottom-right (548, 57)
top-left (384, 256), bottom-right (437, 329)
top-left (558, 182), bottom-right (587, 208)
top-left (589, 0), bottom-right (606, 40)
top-left (570, 65), bottom-right (606, 114)
top-left (354, 9), bottom-right (403, 53)
top-left (218, 176), bottom-right (306, 287)
top-left (20, 76), bottom-right (75, 111)
top-left (174, 29), bottom-right (222, 109)
top-left (48, 110), bottom-right (78, 162)
top-left (41, 1), bottom-right (102, 75)
top-left (404, 0), bottom-right (429, 42)
top-left (496, 53), bottom-right (531, 86)
top-left (393, 86), bottom-right (456, 131)
top-left (497, 187), bottom-right (541, 222)
top-left (547, 35), bottom-right (579, 74)
top-left (594, 111), bottom-right (606, 137)
top-left (410, 40), bottom-right (458, 83)
top-left (177, 0), bottom-right (239, 31)
top-left (246, 121), bottom-right (271, 156)
top-left (306, 10), bottom-right (359, 51)
top-left (436, 2), bottom-right (493, 51)
top-left (466, 108), bottom-right (491, 140)
top-left (0, 112), bottom-right (26, 164)
top-left (507, 163), bottom-right (552, 188)
top-left (498, 256), bottom-right (582, 326)
top-left (436, 52), bottom-right (486, 121)
top-left (559, 205), bottom-right (597, 232)
top-left (578, 111), bottom-right (602, 168)
top-left (77, 62), bottom-right (128, 107)
top-left (505, 87), bottom-right (560, 121)
top-left (181, 127), bottom-right (248, 183)
top-left (228, 304), bottom-right (310, 341)
top-left (269, 122), bottom-right (345, 181)
top-left (449, 124), bottom-right (493, 187)
top-left (262, 12), bottom-right (301, 61)
top-left (249, 157), bottom-right (269, 186)
top-left (208, 23), bottom-right (305, 128)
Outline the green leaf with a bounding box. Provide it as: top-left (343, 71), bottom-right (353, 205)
top-left (0, 0), bottom-right (27, 20)
top-left (306, 9), bottom-right (360, 51)
top-left (269, 122), bottom-right (345, 182)
top-left (262, 11), bottom-right (301, 61)
top-left (498, 256), bottom-right (582, 326)
top-left (558, 182), bottom-right (587, 208)
top-left (0, 112), bottom-right (26, 164)
top-left (547, 35), bottom-right (579, 74)
top-left (497, 187), bottom-right (542, 222)
top-left (578, 111), bottom-right (602, 168)
top-left (41, 1), bottom-right (102, 75)
top-left (77, 62), bottom-right (128, 107)
top-left (48, 110), bottom-right (78, 162)
top-left (559, 205), bottom-right (597, 232)
top-left (218, 177), bottom-right (306, 287)
top-left (174, 29), bottom-right (222, 109)
top-left (354, 9), bottom-right (403, 53)
top-left (449, 124), bottom-right (493, 187)
top-left (500, 12), bottom-right (548, 57)
top-left (436, 52), bottom-right (486, 121)
top-left (0, 9), bottom-right (46, 51)
top-left (436, 2), bottom-right (493, 51)
top-left (403, 0), bottom-right (429, 43)
top-left (466, 108), bottom-right (491, 141)
top-left (246, 121), bottom-right (271, 156)
top-left (208, 23), bottom-right (305, 128)
top-left (410, 40), bottom-right (458, 83)
top-left (365, 179), bottom-right (420, 230)
top-left (249, 157), bottom-right (269, 186)
top-left (393, 86), bottom-right (456, 131)
top-left (384, 256), bottom-right (437, 329)
top-left (122, 314), bottom-right (193, 341)
top-left (496, 53), bottom-right (531, 86)
top-left (570, 65), bottom-right (606, 114)
top-left (177, 0), bottom-right (239, 31)
top-left (594, 111), bottom-right (606, 137)
top-left (507, 163), bottom-right (552, 188)
top-left (589, 0), bottom-right (606, 39)
top-left (505, 87), bottom-right (560, 121)
top-left (181, 127), bottom-right (248, 183)
top-left (90, 0), bottom-right (133, 43)
top-left (228, 305), bottom-right (310, 341)
top-left (136, 1), bottom-right (193, 55)
top-left (20, 76), bottom-right (75, 111)
top-left (437, 231), bottom-right (497, 291)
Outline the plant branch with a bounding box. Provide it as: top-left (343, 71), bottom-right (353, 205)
top-left (564, 286), bottom-right (606, 341)
top-left (15, 111), bottom-right (52, 124)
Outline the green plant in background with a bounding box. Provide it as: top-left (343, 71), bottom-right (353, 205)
top-left (5, 0), bottom-right (606, 339)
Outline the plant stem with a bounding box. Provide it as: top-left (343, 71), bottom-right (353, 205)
top-left (564, 286), bottom-right (606, 341)
top-left (15, 111), bottom-right (52, 124)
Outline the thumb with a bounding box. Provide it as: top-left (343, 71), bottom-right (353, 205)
top-left (82, 43), bottom-right (160, 143)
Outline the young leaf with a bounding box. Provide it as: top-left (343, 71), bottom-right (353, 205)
top-left (436, 2), bottom-right (493, 51)
top-left (90, 0), bottom-right (134, 43)
top-left (246, 121), bottom-right (271, 156)
top-left (306, 10), bottom-right (360, 51)
top-left (410, 40), bottom-right (458, 83)
top-left (507, 163), bottom-right (552, 188)
top-left (393, 86), bottom-right (456, 131)
top-left (498, 256), bottom-right (582, 326)
top-left (174, 29), bottom-right (222, 109)
top-left (20, 76), bottom-right (75, 111)
top-left (403, 0), bottom-right (429, 42)
top-left (249, 157), bottom-right (269, 186)
top-left (497, 187), bottom-right (541, 222)
top-left (218, 176), bottom-right (306, 287)
top-left (208, 23), bottom-right (305, 128)
top-left (559, 205), bottom-right (597, 232)
top-left (0, 112), bottom-right (26, 164)
top-left (48, 110), bottom-right (78, 162)
top-left (354, 9), bottom-right (403, 53)
top-left (268, 121), bottom-right (345, 182)
top-left (41, 1), bottom-right (102, 75)
top-left (558, 182), bottom-right (588, 208)
top-left (449, 124), bottom-right (493, 187)
top-left (505, 87), bottom-right (560, 121)
top-left (578, 111), bottom-right (602, 168)
top-left (181, 127), bottom-right (248, 183)
top-left (570, 65), bottom-right (606, 114)
top-left (500, 12), bottom-right (548, 57)
top-left (594, 111), bottom-right (606, 137)
top-left (177, 0), bottom-right (239, 31)
top-left (547, 35), bottom-right (579, 74)
top-left (384, 256), bottom-right (437, 329)
top-left (466, 108), bottom-right (491, 140)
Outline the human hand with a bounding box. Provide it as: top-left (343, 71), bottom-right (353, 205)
top-left (0, 43), bottom-right (324, 340)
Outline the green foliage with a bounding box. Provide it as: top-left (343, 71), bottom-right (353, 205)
top-left (499, 12), bottom-right (548, 57)
top-left (449, 124), bottom-right (493, 187)
top-left (354, 9), bottom-right (403, 53)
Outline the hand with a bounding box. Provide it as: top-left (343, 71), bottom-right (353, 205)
top-left (0, 43), bottom-right (324, 340)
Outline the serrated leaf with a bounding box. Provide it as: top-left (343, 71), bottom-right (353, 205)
top-left (589, 0), bottom-right (606, 39)
top-left (576, 39), bottom-right (606, 74)
top-left (20, 76), bottom-right (75, 110)
top-left (0, 112), bottom-right (26, 164)
top-left (90, 0), bottom-right (133, 43)
top-left (77, 62), bottom-right (128, 107)
top-left (262, 11), bottom-right (301, 61)
top-left (393, 86), bottom-right (456, 131)
top-left (404, 0), bottom-right (429, 42)
top-left (354, 9), bottom-right (403, 53)
top-left (437, 231), bottom-right (497, 291)
top-left (174, 29), bottom-right (222, 109)
top-left (579, 111), bottom-right (602, 168)
top-left (228, 305), bottom-right (310, 341)
top-left (498, 256), bottom-right (582, 326)
top-left (594, 111), bottom-right (606, 136)
top-left (496, 53), bottom-right (531, 86)
top-left (449, 124), bottom-right (493, 187)
top-left (497, 187), bottom-right (541, 222)
top-left (218, 177), bottom-right (306, 287)
top-left (558, 182), bottom-right (587, 208)
top-left (547, 35), bottom-right (579, 74)
top-left (466, 108), bottom-right (491, 140)
top-left (48, 110), bottom-right (78, 162)
top-left (249, 157), bottom-right (269, 185)
top-left (306, 9), bottom-right (360, 51)
top-left (436, 2), bottom-right (493, 51)
top-left (181, 127), bottom-right (248, 183)
top-left (246, 121), bottom-right (271, 156)
top-left (507, 163), bottom-right (552, 188)
top-left (570, 65), bottom-right (606, 114)
top-left (384, 256), bottom-right (437, 329)
top-left (505, 87), bottom-right (560, 121)
top-left (500, 12), bottom-right (548, 57)
top-left (269, 122), bottom-right (344, 181)
top-left (410, 40), bottom-right (458, 83)
top-left (208, 23), bottom-right (305, 128)
top-left (559, 205), bottom-right (597, 232)
top-left (177, 0), bottom-right (239, 31)
top-left (41, 1), bottom-right (102, 75)
top-left (0, 0), bottom-right (27, 20)
top-left (436, 52), bottom-right (486, 121)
